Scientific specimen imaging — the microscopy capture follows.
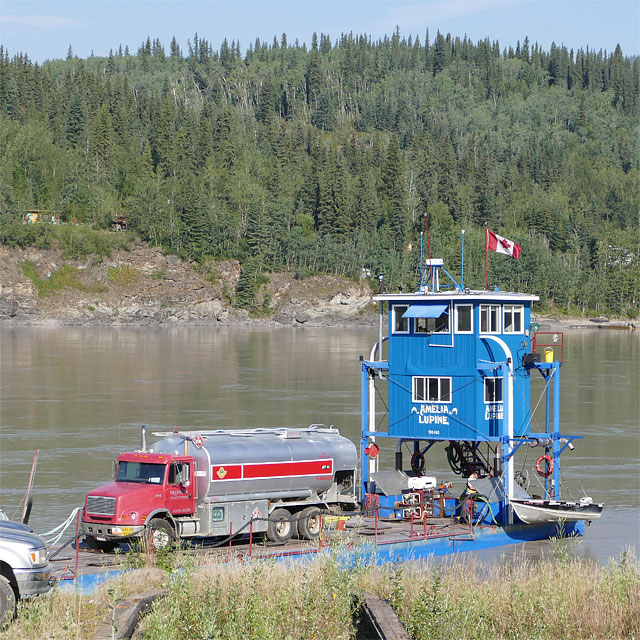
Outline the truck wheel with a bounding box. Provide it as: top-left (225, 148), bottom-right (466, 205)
top-left (297, 506), bottom-right (322, 540)
top-left (85, 537), bottom-right (118, 553)
top-left (267, 508), bottom-right (293, 543)
top-left (146, 518), bottom-right (175, 551)
top-left (0, 575), bottom-right (16, 628)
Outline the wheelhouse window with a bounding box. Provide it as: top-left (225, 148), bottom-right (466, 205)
top-left (413, 376), bottom-right (452, 403)
top-left (484, 377), bottom-right (503, 403)
top-left (455, 305), bottom-right (473, 333)
top-left (480, 304), bottom-right (501, 333)
top-left (116, 461), bottom-right (165, 484)
top-left (392, 305), bottom-right (409, 333)
top-left (503, 304), bottom-right (524, 333)
top-left (415, 310), bottom-right (450, 334)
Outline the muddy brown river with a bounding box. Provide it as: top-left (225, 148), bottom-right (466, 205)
top-left (0, 326), bottom-right (637, 564)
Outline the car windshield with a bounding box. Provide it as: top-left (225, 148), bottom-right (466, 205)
top-left (116, 461), bottom-right (166, 484)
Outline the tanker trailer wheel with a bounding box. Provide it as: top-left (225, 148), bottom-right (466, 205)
top-left (146, 518), bottom-right (176, 551)
top-left (297, 506), bottom-right (322, 540)
top-left (0, 575), bottom-right (16, 629)
top-left (267, 508), bottom-right (293, 543)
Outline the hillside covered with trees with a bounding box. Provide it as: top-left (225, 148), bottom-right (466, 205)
top-left (0, 30), bottom-right (638, 316)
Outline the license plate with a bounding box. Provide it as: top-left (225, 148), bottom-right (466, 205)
top-left (120, 527), bottom-right (133, 536)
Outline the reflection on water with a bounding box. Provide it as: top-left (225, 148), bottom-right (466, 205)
top-left (0, 326), bottom-right (637, 564)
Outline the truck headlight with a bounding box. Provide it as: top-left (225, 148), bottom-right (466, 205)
top-left (29, 547), bottom-right (48, 567)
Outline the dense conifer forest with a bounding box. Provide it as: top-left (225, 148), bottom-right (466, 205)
top-left (0, 31), bottom-right (638, 315)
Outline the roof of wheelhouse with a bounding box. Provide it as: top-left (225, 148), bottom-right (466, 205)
top-left (374, 291), bottom-right (539, 303)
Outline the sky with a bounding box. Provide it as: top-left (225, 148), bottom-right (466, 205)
top-left (0, 0), bottom-right (638, 64)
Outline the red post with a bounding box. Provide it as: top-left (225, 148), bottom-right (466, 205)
top-left (73, 508), bottom-right (81, 578)
top-left (374, 506), bottom-right (378, 546)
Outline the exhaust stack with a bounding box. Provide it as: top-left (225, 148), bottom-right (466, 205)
top-left (140, 425), bottom-right (147, 452)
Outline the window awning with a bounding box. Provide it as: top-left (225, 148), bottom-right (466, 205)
top-left (402, 304), bottom-right (448, 319)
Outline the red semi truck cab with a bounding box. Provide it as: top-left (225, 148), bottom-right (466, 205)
top-left (81, 451), bottom-right (195, 551)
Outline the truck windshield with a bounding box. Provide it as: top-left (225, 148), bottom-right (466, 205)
top-left (116, 461), bottom-right (166, 484)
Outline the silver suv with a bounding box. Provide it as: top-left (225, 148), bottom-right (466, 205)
top-left (0, 520), bottom-right (52, 626)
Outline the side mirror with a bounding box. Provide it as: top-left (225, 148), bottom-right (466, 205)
top-left (182, 480), bottom-right (191, 488)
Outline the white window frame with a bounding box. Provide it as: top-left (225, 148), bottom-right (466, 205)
top-left (415, 306), bottom-right (450, 334)
top-left (484, 377), bottom-right (503, 403)
top-left (480, 304), bottom-right (501, 334)
top-left (503, 304), bottom-right (524, 334)
top-left (454, 304), bottom-right (473, 334)
top-left (392, 305), bottom-right (409, 334)
top-left (413, 376), bottom-right (452, 403)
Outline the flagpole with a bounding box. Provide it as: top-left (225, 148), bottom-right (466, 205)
top-left (484, 223), bottom-right (488, 290)
top-left (460, 229), bottom-right (465, 290)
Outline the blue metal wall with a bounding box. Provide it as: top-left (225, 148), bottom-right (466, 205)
top-left (387, 300), bottom-right (533, 442)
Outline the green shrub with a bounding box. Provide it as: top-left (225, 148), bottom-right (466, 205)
top-left (107, 265), bottom-right (138, 286)
top-left (150, 267), bottom-right (166, 280)
top-left (54, 226), bottom-right (133, 259)
top-left (22, 261), bottom-right (101, 297)
top-left (0, 218), bottom-right (134, 259)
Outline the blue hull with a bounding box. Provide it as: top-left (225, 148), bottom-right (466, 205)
top-left (344, 520), bottom-right (585, 565)
top-left (267, 519), bottom-right (586, 568)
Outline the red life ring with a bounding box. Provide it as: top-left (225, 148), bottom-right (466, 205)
top-left (364, 443), bottom-right (379, 459)
top-left (536, 454), bottom-right (553, 478)
top-left (411, 452), bottom-right (425, 475)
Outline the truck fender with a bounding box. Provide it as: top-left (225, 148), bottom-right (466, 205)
top-left (144, 510), bottom-right (176, 532)
top-left (0, 562), bottom-right (18, 597)
top-left (0, 547), bottom-right (28, 572)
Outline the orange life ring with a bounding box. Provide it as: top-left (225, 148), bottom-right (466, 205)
top-left (411, 452), bottom-right (425, 475)
top-left (535, 454), bottom-right (553, 478)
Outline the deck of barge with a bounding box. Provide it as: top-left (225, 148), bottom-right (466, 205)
top-left (49, 516), bottom-right (477, 586)
top-left (49, 514), bottom-right (583, 593)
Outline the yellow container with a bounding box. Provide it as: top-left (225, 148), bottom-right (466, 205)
top-left (544, 347), bottom-right (554, 363)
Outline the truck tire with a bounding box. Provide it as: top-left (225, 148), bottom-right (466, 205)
top-left (267, 508), bottom-right (293, 543)
top-left (0, 575), bottom-right (16, 628)
top-left (297, 506), bottom-right (322, 540)
top-left (146, 518), bottom-right (175, 551)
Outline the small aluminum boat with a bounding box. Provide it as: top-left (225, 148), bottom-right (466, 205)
top-left (511, 497), bottom-right (604, 524)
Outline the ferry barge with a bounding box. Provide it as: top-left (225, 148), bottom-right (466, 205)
top-left (75, 256), bottom-right (602, 581)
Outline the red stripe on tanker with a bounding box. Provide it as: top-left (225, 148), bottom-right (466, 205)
top-left (212, 464), bottom-right (242, 480)
top-left (212, 459), bottom-right (334, 481)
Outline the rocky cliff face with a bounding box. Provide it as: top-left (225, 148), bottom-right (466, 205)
top-left (0, 246), bottom-right (375, 326)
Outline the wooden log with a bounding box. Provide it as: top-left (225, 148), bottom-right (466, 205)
top-left (360, 591), bottom-right (412, 640)
top-left (92, 590), bottom-right (166, 640)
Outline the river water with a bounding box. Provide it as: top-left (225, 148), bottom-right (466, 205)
top-left (0, 326), bottom-right (637, 564)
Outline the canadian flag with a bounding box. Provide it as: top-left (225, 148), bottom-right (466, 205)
top-left (487, 230), bottom-right (521, 259)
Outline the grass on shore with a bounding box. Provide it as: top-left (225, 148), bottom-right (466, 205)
top-left (4, 546), bottom-right (639, 640)
top-left (374, 547), bottom-right (640, 640)
top-left (22, 261), bottom-right (106, 297)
